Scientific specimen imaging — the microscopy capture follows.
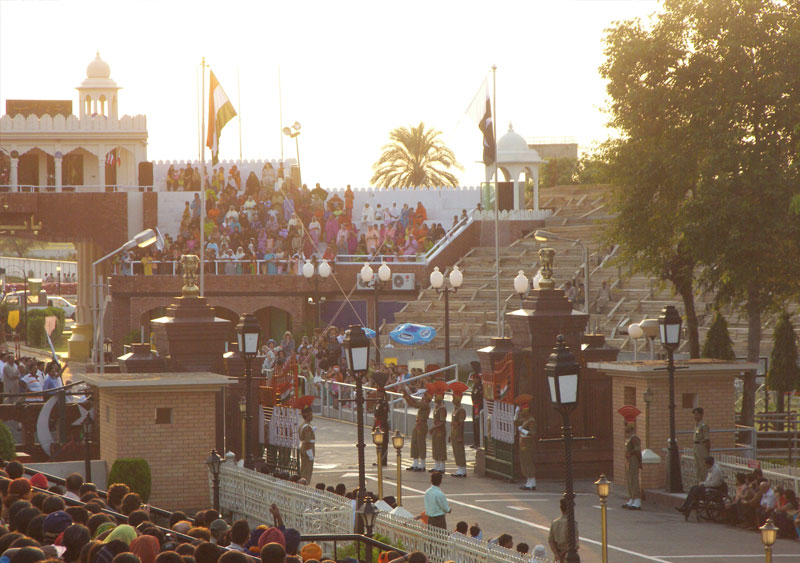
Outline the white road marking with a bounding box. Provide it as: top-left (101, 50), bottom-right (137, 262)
top-left (365, 475), bottom-right (673, 563)
top-left (654, 556), bottom-right (800, 559)
top-left (474, 499), bottom-right (548, 503)
top-left (506, 506), bottom-right (528, 511)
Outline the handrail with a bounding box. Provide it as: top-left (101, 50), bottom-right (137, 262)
top-left (1, 184), bottom-right (154, 193)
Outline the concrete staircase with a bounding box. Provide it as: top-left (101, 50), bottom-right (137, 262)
top-left (388, 184), bottom-right (798, 358)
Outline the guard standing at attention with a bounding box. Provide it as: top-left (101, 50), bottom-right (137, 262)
top-left (619, 405), bottom-right (642, 510)
top-left (448, 381), bottom-right (469, 477)
top-left (514, 394), bottom-right (537, 490)
top-left (692, 407), bottom-right (710, 481)
top-left (469, 361), bottom-right (484, 448)
top-left (429, 381), bottom-right (449, 473)
top-left (403, 386), bottom-right (432, 472)
top-left (297, 396), bottom-right (316, 482)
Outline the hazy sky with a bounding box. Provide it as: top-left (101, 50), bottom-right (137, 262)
top-left (0, 0), bottom-right (661, 187)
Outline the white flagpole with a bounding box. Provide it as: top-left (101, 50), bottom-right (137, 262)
top-left (279, 65), bottom-right (284, 161)
top-left (200, 57), bottom-right (207, 297)
top-left (237, 66), bottom-right (243, 161)
top-left (492, 65), bottom-right (502, 338)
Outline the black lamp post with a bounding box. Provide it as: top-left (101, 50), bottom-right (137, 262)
top-left (303, 257), bottom-right (331, 330)
top-left (344, 324), bottom-right (371, 533)
top-left (205, 449), bottom-right (222, 512)
top-left (236, 313), bottom-right (261, 468)
top-left (545, 335), bottom-right (581, 563)
top-left (429, 266), bottom-right (463, 367)
top-left (358, 498), bottom-right (379, 563)
top-left (659, 305), bottom-right (684, 493)
top-left (81, 413), bottom-right (93, 482)
top-left (56, 265), bottom-right (62, 296)
top-left (360, 263), bottom-right (391, 364)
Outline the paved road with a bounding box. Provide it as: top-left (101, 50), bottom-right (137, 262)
top-left (309, 416), bottom-right (800, 563)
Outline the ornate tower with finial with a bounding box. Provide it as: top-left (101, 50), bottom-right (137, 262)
top-left (76, 52), bottom-right (121, 119)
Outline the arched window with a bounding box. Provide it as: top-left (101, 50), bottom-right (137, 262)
top-left (99, 95), bottom-right (106, 116)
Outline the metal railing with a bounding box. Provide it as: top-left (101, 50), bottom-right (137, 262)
top-left (680, 450), bottom-right (800, 494)
top-left (217, 463), bottom-right (546, 563)
top-left (0, 184), bottom-right (154, 193)
top-left (114, 258), bottom-right (304, 276)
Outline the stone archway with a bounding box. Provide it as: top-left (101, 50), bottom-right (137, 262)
top-left (253, 306), bottom-right (293, 344)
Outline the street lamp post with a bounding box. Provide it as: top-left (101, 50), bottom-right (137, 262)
top-left (360, 262), bottom-right (391, 365)
top-left (392, 430), bottom-right (405, 506)
top-left (643, 387), bottom-right (654, 449)
top-left (759, 518), bottom-right (777, 563)
top-left (534, 229), bottom-right (590, 315)
top-left (236, 313), bottom-right (261, 468)
top-left (344, 324), bottom-right (371, 533)
top-left (82, 414), bottom-right (93, 482)
top-left (372, 429), bottom-right (384, 500)
top-left (303, 257), bottom-right (331, 330)
top-left (358, 499), bottom-right (379, 563)
top-left (429, 266), bottom-right (463, 367)
top-left (205, 449), bottom-right (222, 512)
top-left (594, 474), bottom-right (611, 563)
top-left (545, 335), bottom-right (581, 563)
top-left (56, 265), bottom-right (62, 296)
top-left (659, 305), bottom-right (683, 493)
top-left (93, 228), bottom-right (160, 372)
top-left (628, 322), bottom-right (643, 362)
top-left (282, 121), bottom-right (302, 186)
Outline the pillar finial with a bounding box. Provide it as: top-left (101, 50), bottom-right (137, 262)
top-left (538, 248), bottom-right (556, 289)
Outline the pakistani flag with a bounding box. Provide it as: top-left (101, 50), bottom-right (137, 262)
top-left (206, 70), bottom-right (237, 166)
top-left (466, 78), bottom-right (496, 166)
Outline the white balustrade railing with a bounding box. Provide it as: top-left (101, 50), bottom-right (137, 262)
top-left (216, 463), bottom-right (545, 563)
top-left (680, 451), bottom-right (800, 493)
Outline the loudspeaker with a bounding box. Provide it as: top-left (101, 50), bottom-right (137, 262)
top-left (497, 181), bottom-right (514, 211)
top-left (138, 161), bottom-right (154, 187)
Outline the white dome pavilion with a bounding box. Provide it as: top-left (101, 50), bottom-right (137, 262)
top-left (77, 52), bottom-right (120, 118)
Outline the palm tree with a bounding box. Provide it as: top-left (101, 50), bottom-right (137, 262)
top-left (371, 122), bottom-right (462, 188)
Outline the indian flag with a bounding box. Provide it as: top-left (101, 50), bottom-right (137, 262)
top-left (206, 70), bottom-right (237, 165)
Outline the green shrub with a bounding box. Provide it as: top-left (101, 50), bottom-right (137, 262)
top-left (108, 458), bottom-right (152, 502)
top-left (0, 423), bottom-right (16, 461)
top-left (25, 308), bottom-right (65, 347)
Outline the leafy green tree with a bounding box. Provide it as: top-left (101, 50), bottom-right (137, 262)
top-left (600, 0), bottom-right (800, 426)
top-left (768, 312), bottom-right (800, 416)
top-left (540, 157), bottom-right (579, 188)
top-left (701, 311), bottom-right (736, 360)
top-left (371, 123), bottom-right (461, 188)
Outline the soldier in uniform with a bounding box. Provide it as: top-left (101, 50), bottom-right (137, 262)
top-left (514, 394), bottom-right (537, 490)
top-left (619, 406), bottom-right (642, 510)
top-left (373, 386), bottom-right (389, 467)
top-left (296, 396), bottom-right (316, 483)
top-left (448, 381), bottom-right (469, 477)
top-left (429, 381), bottom-right (449, 474)
top-left (469, 361), bottom-right (484, 448)
top-left (403, 386), bottom-right (432, 471)
top-left (692, 407), bottom-right (710, 482)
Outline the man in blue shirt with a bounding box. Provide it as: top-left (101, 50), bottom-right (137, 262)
top-left (423, 471), bottom-right (451, 529)
top-left (42, 362), bottom-right (64, 395)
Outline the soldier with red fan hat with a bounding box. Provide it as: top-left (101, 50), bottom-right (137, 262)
top-left (514, 394), bottom-right (537, 490)
top-left (428, 381), bottom-right (449, 473)
top-left (295, 395), bottom-right (316, 482)
top-left (402, 385), bottom-right (432, 471)
top-left (619, 405), bottom-right (642, 510)
top-left (448, 381), bottom-right (469, 477)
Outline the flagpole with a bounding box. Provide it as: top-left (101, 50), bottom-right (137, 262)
top-left (237, 66), bottom-right (243, 161)
top-left (278, 65), bottom-right (284, 161)
top-left (200, 57), bottom-right (207, 297)
top-left (492, 64), bottom-right (502, 338)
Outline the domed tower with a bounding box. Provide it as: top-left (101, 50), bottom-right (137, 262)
top-left (76, 52), bottom-right (121, 119)
top-left (495, 123), bottom-right (545, 211)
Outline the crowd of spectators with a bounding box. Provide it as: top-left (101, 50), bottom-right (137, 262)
top-left (678, 459), bottom-right (799, 540)
top-left (122, 164), bottom-right (454, 276)
top-left (0, 458), bottom-right (549, 563)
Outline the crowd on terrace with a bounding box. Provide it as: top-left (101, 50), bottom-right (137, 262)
top-left (119, 163), bottom-right (459, 275)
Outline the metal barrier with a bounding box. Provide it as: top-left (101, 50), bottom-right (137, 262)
top-left (680, 450), bottom-right (800, 494)
top-left (216, 463), bottom-right (545, 563)
top-left (0, 184), bottom-right (154, 193)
